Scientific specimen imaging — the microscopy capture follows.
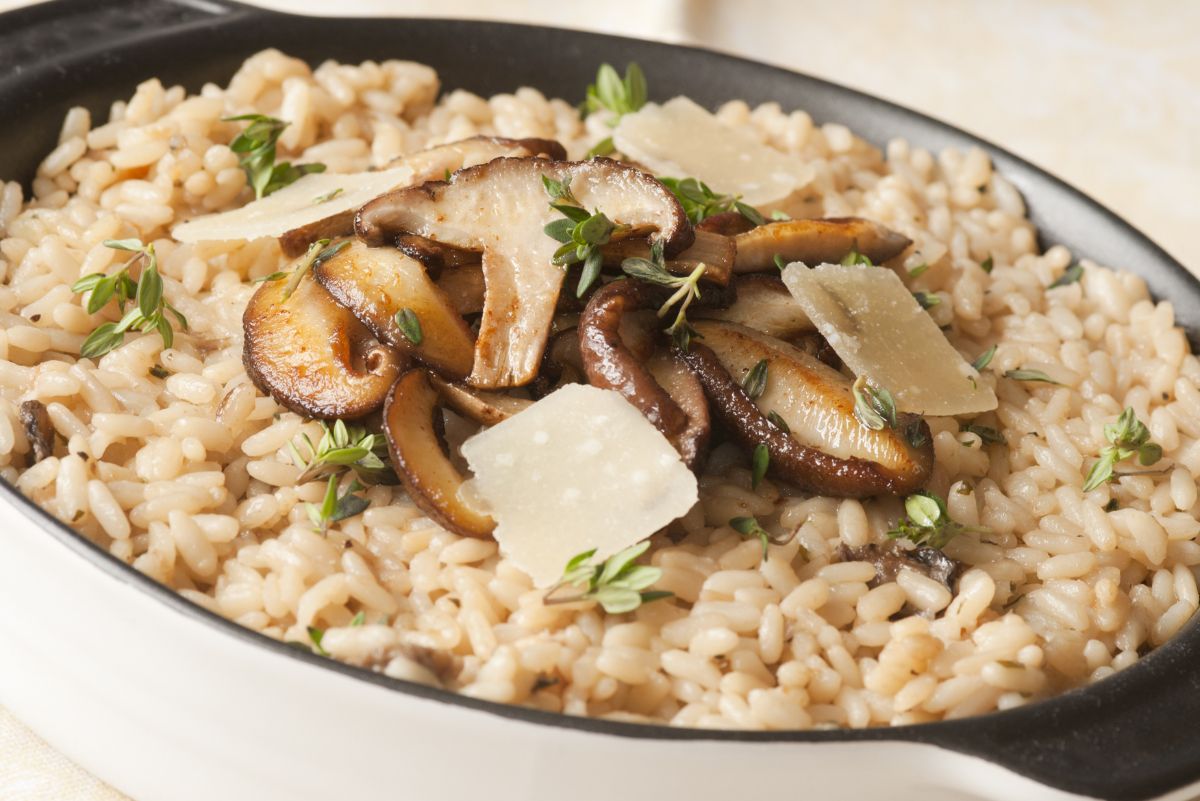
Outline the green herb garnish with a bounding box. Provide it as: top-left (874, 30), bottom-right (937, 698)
top-left (907, 263), bottom-right (930, 279)
top-left (852, 375), bottom-right (897, 431)
top-left (773, 254), bottom-right (788, 271)
top-left (74, 239), bottom-right (188, 359)
top-left (912, 290), bottom-right (940, 309)
top-left (280, 238), bottom-right (349, 301)
top-left (1004, 368), bottom-right (1062, 385)
top-left (972, 344), bottom-right (997, 372)
top-left (767, 410), bottom-right (790, 434)
top-left (544, 541), bottom-right (672, 614)
top-left (961, 423), bottom-right (1006, 445)
top-left (770, 210), bottom-right (791, 221)
top-left (582, 63), bottom-right (647, 158)
top-left (1049, 263), bottom-right (1084, 289)
top-left (394, 308), bottom-right (423, 345)
top-left (657, 176), bottom-right (765, 227)
top-left (621, 240), bottom-right (705, 351)
top-left (888, 490), bottom-right (985, 549)
top-left (149, 364), bottom-right (170, 379)
top-left (741, 359), bottom-right (769, 400)
top-left (1082, 407), bottom-right (1163, 492)
top-left (730, 515), bottom-right (773, 559)
top-left (289, 419), bottom-right (388, 484)
top-left (350, 611), bottom-right (366, 627)
top-left (252, 270), bottom-right (289, 284)
top-left (306, 625), bottom-right (330, 656)
top-left (313, 187), bottom-right (343, 204)
top-left (542, 174), bottom-right (628, 297)
top-left (841, 242), bottom-right (873, 267)
top-left (980, 255), bottom-right (994, 274)
top-left (751, 443), bottom-right (770, 489)
top-left (306, 474), bottom-right (371, 533)
top-left (225, 113), bottom-right (325, 199)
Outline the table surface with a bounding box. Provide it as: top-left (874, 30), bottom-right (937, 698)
top-left (1, 1), bottom-right (1197, 799)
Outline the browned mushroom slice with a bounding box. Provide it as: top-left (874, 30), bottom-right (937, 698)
top-left (312, 241), bottom-right (475, 380)
top-left (696, 211), bottom-right (756, 237)
top-left (243, 274), bottom-right (403, 419)
top-left (837, 542), bottom-right (962, 591)
top-left (434, 264), bottom-right (487, 316)
top-left (733, 217), bottom-right (911, 273)
top-left (280, 136), bottom-right (567, 257)
top-left (383, 369), bottom-right (495, 539)
top-left (695, 274), bottom-right (813, 338)
top-left (395, 234), bottom-right (481, 275)
top-left (19, 400), bottom-right (54, 465)
top-left (678, 320), bottom-right (932, 497)
top-left (428, 374), bottom-right (532, 426)
top-left (601, 230), bottom-right (734, 287)
top-left (578, 281), bottom-right (710, 468)
top-left (356, 157), bottom-right (692, 388)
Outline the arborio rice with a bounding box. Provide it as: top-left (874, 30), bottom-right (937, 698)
top-left (3, 48), bottom-right (1200, 730)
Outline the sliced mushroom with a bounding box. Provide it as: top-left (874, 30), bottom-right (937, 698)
top-left (312, 241), bottom-right (475, 380)
top-left (19, 400), bottom-right (53, 465)
top-left (428, 374), bottom-right (533, 426)
top-left (383, 369), bottom-right (495, 538)
top-left (531, 326), bottom-right (586, 397)
top-left (695, 274), bottom-right (813, 338)
top-left (395, 234), bottom-right (480, 275)
top-left (434, 264), bottom-right (487, 316)
top-left (356, 157), bottom-right (693, 388)
top-left (696, 211), bottom-right (756, 237)
top-left (280, 136), bottom-right (567, 257)
top-left (243, 273), bottom-right (403, 419)
top-left (837, 542), bottom-right (962, 592)
top-left (733, 217), bottom-right (911, 273)
top-left (678, 320), bottom-right (932, 497)
top-left (578, 280), bottom-right (710, 468)
top-left (601, 230), bottom-right (734, 287)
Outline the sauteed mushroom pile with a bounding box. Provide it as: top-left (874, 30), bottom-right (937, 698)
top-left (235, 134), bottom-right (944, 536)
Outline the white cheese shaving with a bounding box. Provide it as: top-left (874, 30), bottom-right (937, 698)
top-left (613, 96), bottom-right (814, 207)
top-left (171, 166), bottom-right (414, 244)
top-left (460, 384), bottom-right (698, 587)
top-left (782, 263), bottom-right (998, 416)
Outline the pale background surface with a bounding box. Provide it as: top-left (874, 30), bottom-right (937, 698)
top-left (1, 1), bottom-right (1197, 798)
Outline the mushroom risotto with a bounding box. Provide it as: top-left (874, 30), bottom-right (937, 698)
top-left (3, 49), bottom-right (1200, 730)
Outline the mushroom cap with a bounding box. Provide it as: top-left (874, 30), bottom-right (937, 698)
top-left (242, 273), bottom-right (403, 420)
top-left (355, 157), bottom-right (693, 388)
top-left (733, 217), bottom-right (911, 273)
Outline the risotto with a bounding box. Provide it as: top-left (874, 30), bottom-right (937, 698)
top-left (3, 48), bottom-right (1199, 731)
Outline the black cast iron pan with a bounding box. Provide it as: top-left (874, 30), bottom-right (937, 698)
top-left (0, 2), bottom-right (1197, 799)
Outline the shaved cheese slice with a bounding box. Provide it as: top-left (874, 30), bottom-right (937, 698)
top-left (613, 96), bottom-right (813, 207)
top-left (461, 384), bottom-right (698, 587)
top-left (171, 166), bottom-right (414, 244)
top-left (782, 263), bottom-right (998, 416)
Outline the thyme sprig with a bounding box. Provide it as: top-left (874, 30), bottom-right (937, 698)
top-left (852, 375), bottom-right (897, 431)
top-left (657, 176), bottom-right (765, 227)
top-left (289, 419), bottom-right (388, 484)
top-left (542, 174), bottom-right (629, 297)
top-left (306, 474), bottom-right (371, 533)
top-left (73, 239), bottom-right (188, 359)
top-left (888, 491), bottom-right (986, 549)
top-left (544, 541), bottom-right (672, 614)
top-left (621, 240), bottom-right (706, 351)
top-left (582, 62), bottom-right (647, 157)
top-left (278, 238), bottom-right (349, 301)
top-left (225, 113), bottom-right (326, 199)
top-left (1082, 407), bottom-right (1164, 492)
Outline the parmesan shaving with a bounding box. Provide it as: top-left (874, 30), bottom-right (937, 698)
top-left (782, 263), bottom-right (998, 416)
top-left (460, 384), bottom-right (698, 587)
top-left (613, 96), bottom-right (814, 207)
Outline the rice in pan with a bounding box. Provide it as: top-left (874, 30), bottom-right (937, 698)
top-left (3, 48), bottom-right (1199, 730)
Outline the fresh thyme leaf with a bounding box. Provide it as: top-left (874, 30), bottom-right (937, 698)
top-left (306, 625), bottom-right (330, 656)
top-left (306, 475), bottom-right (370, 532)
top-left (1082, 407), bottom-right (1163, 492)
top-left (912, 290), bottom-right (940, 309)
top-left (577, 248), bottom-right (603, 298)
top-left (1104, 498), bottom-right (1120, 512)
top-left (311, 239), bottom-right (350, 272)
top-left (444, 168), bottom-right (452, 182)
top-left (350, 611), bottom-right (366, 627)
top-left (622, 242), bottom-right (706, 351)
top-left (972, 344), bottom-right (997, 372)
top-left (541, 173), bottom-right (627, 284)
top-left (730, 515), bottom-right (772, 559)
top-left (751, 443), bottom-right (770, 489)
top-left (74, 240), bottom-right (186, 358)
top-left (252, 271), bottom-right (289, 284)
top-left (888, 490), bottom-right (985, 549)
top-left (734, 201), bottom-right (766, 226)
top-left (773, 254), bottom-right (787, 271)
top-left (1049, 263), bottom-right (1084, 289)
top-left (904, 420), bottom-right (930, 449)
top-left (224, 113), bottom-right (326, 199)
top-left (290, 419), bottom-right (390, 484)
top-left (313, 187), bottom-right (343, 204)
top-left (1004, 368), bottom-right (1062, 385)
top-left (544, 540), bottom-right (671, 614)
top-left (980, 255), bottom-right (994, 274)
top-left (394, 307), bottom-right (423, 345)
top-left (841, 242), bottom-right (873, 267)
top-left (741, 359), bottom-right (769, 400)
top-left (767, 410), bottom-right (790, 433)
top-left (584, 62), bottom-right (647, 119)
top-left (852, 375), bottom-right (897, 431)
top-left (149, 364), bottom-right (170, 379)
top-left (961, 423), bottom-right (1006, 445)
top-left (907, 263), bottom-right (930, 279)
top-left (770, 210), bottom-right (791, 221)
top-left (657, 176), bottom-right (763, 226)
